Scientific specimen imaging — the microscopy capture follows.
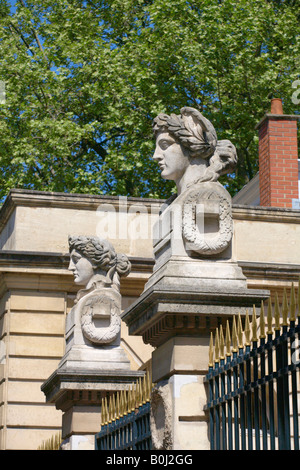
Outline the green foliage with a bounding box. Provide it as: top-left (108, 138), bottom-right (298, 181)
top-left (0, 0), bottom-right (299, 200)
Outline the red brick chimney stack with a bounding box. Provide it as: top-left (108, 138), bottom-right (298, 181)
top-left (256, 99), bottom-right (299, 208)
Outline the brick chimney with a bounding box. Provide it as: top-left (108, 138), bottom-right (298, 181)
top-left (256, 99), bottom-right (299, 208)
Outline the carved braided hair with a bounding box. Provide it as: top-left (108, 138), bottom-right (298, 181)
top-left (153, 107), bottom-right (237, 182)
top-left (68, 236), bottom-right (131, 278)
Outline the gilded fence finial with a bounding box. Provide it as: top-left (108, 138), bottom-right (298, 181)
top-left (142, 375), bottom-right (147, 404)
top-left (208, 332), bottom-right (214, 367)
top-left (219, 325), bottom-right (225, 360)
top-left (139, 378), bottom-right (143, 406)
top-left (108, 395), bottom-right (113, 424)
top-left (232, 316), bottom-right (238, 353)
top-left (146, 372), bottom-right (151, 402)
top-left (104, 397), bottom-right (109, 425)
top-left (237, 313), bottom-right (243, 350)
top-left (252, 305), bottom-right (258, 342)
top-left (225, 320), bottom-right (231, 357)
top-left (244, 310), bottom-right (251, 346)
top-left (120, 390), bottom-right (125, 417)
top-left (260, 300), bottom-right (266, 339)
top-left (274, 293), bottom-right (281, 331)
top-left (112, 393), bottom-right (116, 421)
top-left (101, 398), bottom-right (105, 426)
top-left (116, 389), bottom-right (120, 417)
top-left (290, 283), bottom-right (296, 322)
top-left (267, 297), bottom-right (273, 335)
top-left (215, 328), bottom-right (220, 363)
top-left (282, 289), bottom-right (289, 327)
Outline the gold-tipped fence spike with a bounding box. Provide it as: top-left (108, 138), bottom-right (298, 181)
top-left (252, 305), bottom-right (258, 342)
top-left (290, 283), bottom-right (296, 322)
top-left (112, 394), bottom-right (116, 422)
top-left (208, 332), bottom-right (214, 367)
top-left (146, 371), bottom-right (151, 402)
top-left (108, 396), bottom-right (112, 424)
top-left (260, 300), bottom-right (266, 339)
top-left (219, 325), bottom-right (225, 360)
top-left (119, 390), bottom-right (124, 417)
top-left (244, 310), bottom-right (251, 346)
top-left (104, 397), bottom-right (109, 425)
top-left (145, 371), bottom-right (151, 402)
top-left (101, 398), bottom-right (104, 426)
top-left (139, 377), bottom-right (143, 406)
top-left (274, 293), bottom-right (281, 331)
top-left (214, 328), bottom-right (220, 363)
top-left (267, 297), bottom-right (273, 335)
top-left (282, 289), bottom-right (289, 326)
top-left (143, 375), bottom-right (147, 404)
top-left (116, 390), bottom-right (120, 417)
top-left (232, 316), bottom-right (238, 352)
top-left (129, 385), bottom-right (134, 412)
top-left (225, 320), bottom-right (231, 356)
top-left (124, 389), bottom-right (128, 416)
top-left (237, 313), bottom-right (243, 349)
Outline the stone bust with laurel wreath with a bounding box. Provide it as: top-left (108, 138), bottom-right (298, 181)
top-left (68, 235), bottom-right (131, 345)
top-left (152, 107), bottom-right (237, 256)
top-left (152, 106), bottom-right (237, 195)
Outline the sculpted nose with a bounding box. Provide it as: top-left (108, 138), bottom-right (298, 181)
top-left (153, 146), bottom-right (163, 161)
top-left (68, 259), bottom-right (75, 271)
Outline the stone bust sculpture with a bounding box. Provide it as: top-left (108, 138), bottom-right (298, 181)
top-left (153, 107), bottom-right (237, 195)
top-left (68, 236), bottom-right (131, 345)
top-left (152, 107), bottom-right (237, 256)
top-left (68, 235), bottom-right (131, 291)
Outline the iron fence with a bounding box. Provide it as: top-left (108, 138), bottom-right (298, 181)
top-left (204, 286), bottom-right (300, 450)
top-left (95, 373), bottom-right (152, 450)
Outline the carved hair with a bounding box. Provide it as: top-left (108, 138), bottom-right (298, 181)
top-left (153, 107), bottom-right (237, 182)
top-left (68, 236), bottom-right (131, 278)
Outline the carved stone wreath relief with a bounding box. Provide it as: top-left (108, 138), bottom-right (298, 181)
top-left (79, 290), bottom-right (121, 345)
top-left (182, 182), bottom-right (233, 255)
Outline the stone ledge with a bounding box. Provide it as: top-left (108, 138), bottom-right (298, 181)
top-left (41, 367), bottom-right (145, 408)
top-left (121, 283), bottom-right (269, 346)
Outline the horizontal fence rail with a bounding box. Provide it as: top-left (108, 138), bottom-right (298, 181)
top-left (95, 372), bottom-right (153, 450)
top-left (204, 282), bottom-right (300, 450)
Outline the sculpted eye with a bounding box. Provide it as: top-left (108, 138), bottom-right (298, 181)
top-left (159, 140), bottom-right (172, 150)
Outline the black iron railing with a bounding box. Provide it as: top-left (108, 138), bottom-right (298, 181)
top-left (204, 288), bottom-right (300, 450)
top-left (95, 401), bottom-right (151, 450)
top-left (95, 373), bottom-right (152, 450)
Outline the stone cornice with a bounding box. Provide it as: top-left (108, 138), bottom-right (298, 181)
top-left (232, 204), bottom-right (300, 223)
top-left (0, 251), bottom-right (299, 280)
top-left (1, 188), bottom-right (300, 236)
top-left (0, 188), bottom-right (165, 232)
top-left (41, 367), bottom-right (145, 406)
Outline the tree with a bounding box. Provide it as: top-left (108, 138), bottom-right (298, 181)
top-left (0, 0), bottom-right (299, 201)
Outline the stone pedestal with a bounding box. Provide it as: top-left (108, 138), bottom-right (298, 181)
top-left (41, 368), bottom-right (144, 450)
top-left (41, 236), bottom-right (144, 450)
top-left (122, 182), bottom-right (269, 450)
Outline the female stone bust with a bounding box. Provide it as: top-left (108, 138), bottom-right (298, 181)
top-left (152, 107), bottom-right (237, 196)
top-left (68, 235), bottom-right (131, 291)
top-left (68, 236), bottom-right (131, 345)
top-left (152, 107), bottom-right (237, 256)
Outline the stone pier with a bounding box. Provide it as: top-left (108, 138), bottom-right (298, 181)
top-left (122, 107), bottom-right (269, 450)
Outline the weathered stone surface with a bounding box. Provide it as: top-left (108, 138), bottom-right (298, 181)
top-left (57, 236), bottom-right (133, 371)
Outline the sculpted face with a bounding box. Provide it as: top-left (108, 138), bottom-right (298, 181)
top-left (153, 132), bottom-right (190, 183)
top-left (68, 249), bottom-right (94, 285)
